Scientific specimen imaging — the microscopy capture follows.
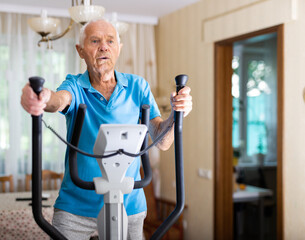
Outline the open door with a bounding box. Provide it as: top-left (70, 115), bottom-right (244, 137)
top-left (214, 25), bottom-right (283, 240)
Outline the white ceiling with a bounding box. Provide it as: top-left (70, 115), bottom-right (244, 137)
top-left (0, 0), bottom-right (200, 24)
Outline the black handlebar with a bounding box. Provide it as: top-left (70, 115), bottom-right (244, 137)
top-left (69, 104), bottom-right (95, 190)
top-left (151, 74), bottom-right (188, 239)
top-left (134, 104), bottom-right (152, 189)
top-left (68, 104), bottom-right (152, 190)
top-left (30, 74), bottom-right (188, 240)
top-left (29, 76), bottom-right (68, 240)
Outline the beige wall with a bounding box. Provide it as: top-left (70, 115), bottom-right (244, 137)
top-left (156, 0), bottom-right (305, 239)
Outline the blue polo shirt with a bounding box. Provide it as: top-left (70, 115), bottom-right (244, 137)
top-left (54, 70), bottom-right (160, 218)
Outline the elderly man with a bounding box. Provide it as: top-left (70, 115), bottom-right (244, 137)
top-left (21, 19), bottom-right (192, 240)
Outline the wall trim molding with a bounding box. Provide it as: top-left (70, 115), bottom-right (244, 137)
top-left (203, 0), bottom-right (268, 25)
top-left (200, 0), bottom-right (295, 43)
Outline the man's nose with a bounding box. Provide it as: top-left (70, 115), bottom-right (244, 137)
top-left (98, 42), bottom-right (109, 51)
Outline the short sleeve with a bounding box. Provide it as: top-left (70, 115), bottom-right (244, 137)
top-left (141, 80), bottom-right (161, 120)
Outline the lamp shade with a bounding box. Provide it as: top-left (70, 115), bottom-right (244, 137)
top-left (110, 12), bottom-right (129, 35)
top-left (27, 17), bottom-right (60, 35)
top-left (69, 5), bottom-right (105, 24)
top-left (111, 21), bottom-right (129, 35)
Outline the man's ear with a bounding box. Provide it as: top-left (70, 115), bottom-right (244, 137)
top-left (76, 44), bottom-right (84, 59)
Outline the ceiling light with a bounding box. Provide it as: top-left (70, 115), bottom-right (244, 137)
top-left (27, 0), bottom-right (128, 48)
top-left (110, 12), bottom-right (129, 36)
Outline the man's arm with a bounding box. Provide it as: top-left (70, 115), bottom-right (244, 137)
top-left (21, 83), bottom-right (72, 116)
top-left (149, 114), bottom-right (175, 151)
top-left (149, 86), bottom-right (192, 151)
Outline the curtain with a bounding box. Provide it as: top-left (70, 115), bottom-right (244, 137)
top-left (0, 12), bottom-right (158, 191)
top-left (116, 23), bottom-right (157, 94)
top-left (0, 12), bottom-right (80, 190)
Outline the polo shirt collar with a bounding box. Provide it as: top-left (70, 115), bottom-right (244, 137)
top-left (78, 70), bottom-right (128, 91)
top-left (114, 70), bottom-right (128, 87)
top-left (78, 70), bottom-right (91, 89)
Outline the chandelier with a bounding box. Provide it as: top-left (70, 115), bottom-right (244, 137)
top-left (27, 0), bottom-right (129, 47)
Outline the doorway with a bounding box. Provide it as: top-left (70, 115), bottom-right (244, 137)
top-left (214, 25), bottom-right (283, 240)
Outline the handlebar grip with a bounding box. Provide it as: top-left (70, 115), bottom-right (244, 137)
top-left (29, 76), bottom-right (45, 95)
top-left (175, 74), bottom-right (188, 93)
top-left (174, 74), bottom-right (188, 129)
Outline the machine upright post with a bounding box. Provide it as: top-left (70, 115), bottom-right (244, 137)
top-left (29, 76), bottom-right (67, 240)
top-left (151, 74), bottom-right (188, 240)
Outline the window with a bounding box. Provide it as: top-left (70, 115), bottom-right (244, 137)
top-left (232, 33), bottom-right (277, 165)
top-left (0, 46), bottom-right (9, 173)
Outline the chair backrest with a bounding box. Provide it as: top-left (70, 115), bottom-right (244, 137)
top-left (25, 170), bottom-right (64, 191)
top-left (0, 174), bottom-right (14, 192)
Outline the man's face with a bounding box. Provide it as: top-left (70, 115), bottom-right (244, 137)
top-left (77, 20), bottom-right (121, 76)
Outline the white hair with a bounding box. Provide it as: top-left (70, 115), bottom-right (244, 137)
top-left (78, 19), bottom-right (121, 47)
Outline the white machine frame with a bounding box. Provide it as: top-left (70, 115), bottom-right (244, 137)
top-left (93, 124), bottom-right (147, 240)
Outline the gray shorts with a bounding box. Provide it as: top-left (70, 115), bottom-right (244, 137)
top-left (52, 208), bottom-right (146, 240)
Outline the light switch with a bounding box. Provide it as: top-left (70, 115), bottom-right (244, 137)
top-left (198, 168), bottom-right (212, 179)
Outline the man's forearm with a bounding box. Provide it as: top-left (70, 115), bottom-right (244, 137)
top-left (150, 112), bottom-right (175, 151)
top-left (43, 89), bottom-right (71, 113)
